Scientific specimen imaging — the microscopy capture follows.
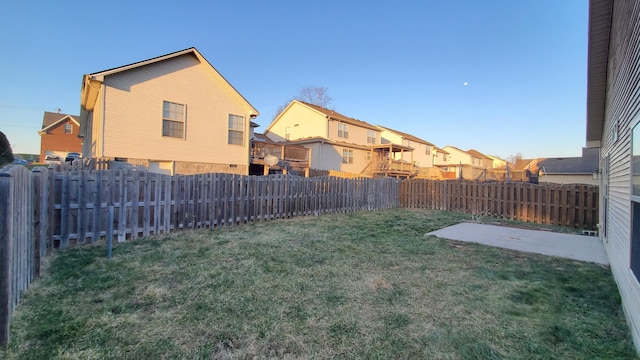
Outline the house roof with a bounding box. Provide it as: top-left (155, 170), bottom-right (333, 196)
top-left (443, 145), bottom-right (471, 156)
top-left (285, 136), bottom-right (374, 151)
top-left (486, 154), bottom-right (506, 162)
top-left (81, 47), bottom-right (259, 116)
top-left (514, 158), bottom-right (536, 171)
top-left (538, 148), bottom-right (599, 174)
top-left (253, 133), bottom-right (277, 143)
top-left (586, 0), bottom-right (613, 143)
top-left (432, 146), bottom-right (449, 154)
top-left (377, 125), bottom-right (434, 146)
top-left (297, 101), bottom-right (379, 131)
top-left (466, 149), bottom-right (492, 159)
top-left (39, 112), bottom-right (80, 134)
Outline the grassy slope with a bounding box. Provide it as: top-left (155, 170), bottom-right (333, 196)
top-left (3, 209), bottom-right (637, 359)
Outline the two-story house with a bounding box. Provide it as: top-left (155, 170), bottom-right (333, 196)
top-left (378, 126), bottom-right (434, 168)
top-left (265, 100), bottom-right (414, 177)
top-left (38, 111), bottom-right (83, 163)
top-left (586, 0), bottom-right (640, 351)
top-left (79, 47), bottom-right (259, 175)
top-left (438, 146), bottom-right (493, 180)
top-left (486, 154), bottom-right (507, 169)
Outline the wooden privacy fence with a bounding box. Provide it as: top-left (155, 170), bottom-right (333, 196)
top-left (0, 166), bottom-right (37, 345)
top-left (1, 167), bottom-right (601, 345)
top-left (0, 165), bottom-right (398, 345)
top-left (400, 179), bottom-right (599, 229)
top-left (40, 169), bottom-right (397, 247)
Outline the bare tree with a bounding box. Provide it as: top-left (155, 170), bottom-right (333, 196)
top-left (298, 86), bottom-right (333, 108)
top-left (272, 86), bottom-right (333, 120)
top-left (506, 152), bottom-right (523, 165)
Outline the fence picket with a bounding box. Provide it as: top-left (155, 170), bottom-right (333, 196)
top-left (400, 179), bottom-right (598, 229)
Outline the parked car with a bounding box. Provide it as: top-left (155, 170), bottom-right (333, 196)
top-left (44, 155), bottom-right (63, 164)
top-left (12, 158), bottom-right (28, 165)
top-left (65, 152), bottom-right (81, 163)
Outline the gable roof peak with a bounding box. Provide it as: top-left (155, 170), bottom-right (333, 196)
top-left (295, 101), bottom-right (378, 130)
top-left (82, 47), bottom-right (258, 116)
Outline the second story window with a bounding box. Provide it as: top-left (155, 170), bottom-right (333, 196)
top-left (285, 127), bottom-right (291, 140)
top-left (228, 114), bottom-right (245, 145)
top-left (367, 130), bottom-right (376, 144)
top-left (162, 101), bottom-right (185, 139)
top-left (338, 123), bottom-right (349, 139)
top-left (64, 123), bottom-right (72, 134)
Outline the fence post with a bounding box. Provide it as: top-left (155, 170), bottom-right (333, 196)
top-left (107, 204), bottom-right (114, 259)
top-left (0, 170), bottom-right (13, 346)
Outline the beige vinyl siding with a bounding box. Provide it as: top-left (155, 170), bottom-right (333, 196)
top-left (415, 143), bottom-right (433, 168)
top-left (266, 102), bottom-right (328, 142)
top-left (327, 120), bottom-right (378, 146)
top-left (443, 146), bottom-right (472, 166)
top-left (379, 128), bottom-right (433, 167)
top-left (90, 85), bottom-right (106, 158)
top-left (336, 145), bottom-right (369, 173)
top-left (599, 0), bottom-right (640, 349)
top-left (380, 130), bottom-right (401, 145)
top-left (101, 53), bottom-right (252, 167)
top-left (304, 142), bottom-right (369, 173)
top-left (306, 143), bottom-right (341, 171)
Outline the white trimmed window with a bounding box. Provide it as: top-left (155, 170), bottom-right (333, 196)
top-left (338, 123), bottom-right (349, 138)
top-left (162, 101), bottom-right (185, 138)
top-left (367, 130), bottom-right (376, 144)
top-left (342, 149), bottom-right (353, 164)
top-left (285, 127), bottom-right (291, 140)
top-left (64, 123), bottom-right (72, 134)
top-left (228, 114), bottom-right (245, 145)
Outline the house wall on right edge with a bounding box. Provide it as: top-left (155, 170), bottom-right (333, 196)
top-left (600, 0), bottom-right (640, 351)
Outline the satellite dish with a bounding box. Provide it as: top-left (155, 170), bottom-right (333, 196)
top-left (264, 155), bottom-right (279, 166)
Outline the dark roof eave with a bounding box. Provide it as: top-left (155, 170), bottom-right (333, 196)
top-left (586, 0), bottom-right (613, 143)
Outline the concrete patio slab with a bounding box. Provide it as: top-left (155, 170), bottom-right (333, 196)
top-left (426, 222), bottom-right (609, 265)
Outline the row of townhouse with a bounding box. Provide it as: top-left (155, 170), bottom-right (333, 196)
top-left (37, 47), bottom-right (503, 178)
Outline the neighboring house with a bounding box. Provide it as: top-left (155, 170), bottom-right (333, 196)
top-left (378, 125), bottom-right (435, 168)
top-left (432, 146), bottom-right (451, 166)
top-left (467, 149), bottom-right (493, 168)
top-left (38, 111), bottom-right (82, 163)
top-left (79, 47), bottom-right (259, 175)
top-left (486, 154), bottom-right (507, 169)
top-left (512, 158), bottom-right (539, 182)
top-left (438, 146), bottom-right (492, 180)
top-left (265, 100), bottom-right (414, 177)
top-left (586, 0), bottom-right (640, 352)
top-left (538, 148), bottom-right (599, 185)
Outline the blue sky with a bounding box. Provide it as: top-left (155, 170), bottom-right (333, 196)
top-left (0, 0), bottom-right (588, 159)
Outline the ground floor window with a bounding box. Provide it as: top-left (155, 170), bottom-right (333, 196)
top-left (342, 149), bottom-right (353, 164)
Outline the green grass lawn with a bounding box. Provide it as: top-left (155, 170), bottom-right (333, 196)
top-left (2, 209), bottom-right (637, 359)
